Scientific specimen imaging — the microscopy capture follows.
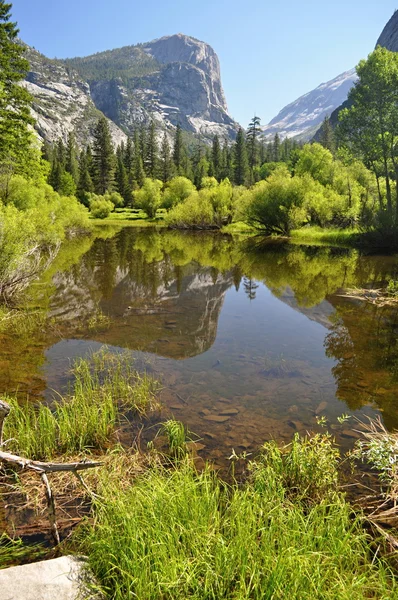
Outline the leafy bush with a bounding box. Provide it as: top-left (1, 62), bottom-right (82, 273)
top-left (134, 178), bottom-right (163, 218)
top-left (0, 174), bottom-right (90, 298)
top-left (162, 176), bottom-right (195, 209)
top-left (166, 179), bottom-right (234, 229)
top-left (89, 196), bottom-right (115, 219)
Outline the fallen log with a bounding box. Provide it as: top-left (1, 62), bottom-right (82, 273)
top-left (0, 398), bottom-right (102, 545)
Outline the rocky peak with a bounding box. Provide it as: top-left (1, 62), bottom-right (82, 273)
top-left (376, 10), bottom-right (398, 51)
top-left (142, 33), bottom-right (228, 110)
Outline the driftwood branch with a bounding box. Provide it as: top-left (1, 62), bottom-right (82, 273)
top-left (0, 398), bottom-right (102, 545)
top-left (0, 450), bottom-right (102, 474)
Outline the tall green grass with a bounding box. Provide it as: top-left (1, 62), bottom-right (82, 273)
top-left (2, 349), bottom-right (160, 459)
top-left (75, 434), bottom-right (396, 599)
top-left (291, 226), bottom-right (361, 247)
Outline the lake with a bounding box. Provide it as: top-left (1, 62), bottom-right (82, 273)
top-left (2, 226), bottom-right (398, 470)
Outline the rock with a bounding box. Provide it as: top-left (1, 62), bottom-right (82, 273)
top-left (199, 408), bottom-right (212, 416)
top-left (218, 408), bottom-right (239, 416)
top-left (341, 429), bottom-right (362, 440)
top-left (23, 34), bottom-right (239, 147)
top-left (22, 46), bottom-right (126, 147)
top-left (202, 415), bottom-right (231, 423)
top-left (0, 555), bottom-right (100, 600)
top-left (315, 401), bottom-right (328, 415)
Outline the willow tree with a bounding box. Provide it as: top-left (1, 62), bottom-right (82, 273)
top-left (338, 47), bottom-right (398, 226)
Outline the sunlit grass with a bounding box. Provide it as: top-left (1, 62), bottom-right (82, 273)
top-left (73, 434), bottom-right (397, 600)
top-left (2, 349), bottom-right (160, 460)
top-left (291, 226), bottom-right (361, 246)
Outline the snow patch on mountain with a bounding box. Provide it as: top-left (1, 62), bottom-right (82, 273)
top-left (262, 69), bottom-right (357, 140)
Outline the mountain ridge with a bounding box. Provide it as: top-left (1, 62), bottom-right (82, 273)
top-left (23, 33), bottom-right (239, 147)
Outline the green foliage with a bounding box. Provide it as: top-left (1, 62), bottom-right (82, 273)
top-left (93, 116), bottom-right (115, 194)
top-left (0, 2), bottom-right (34, 169)
top-left (162, 176), bottom-right (195, 209)
top-left (3, 350), bottom-right (160, 459)
top-left (76, 436), bottom-right (396, 600)
top-left (338, 47), bottom-right (398, 231)
top-left (165, 178), bottom-right (234, 229)
top-left (89, 195), bottom-right (114, 219)
top-left (161, 419), bottom-right (189, 459)
top-left (0, 173), bottom-right (90, 298)
top-left (134, 178), bottom-right (163, 218)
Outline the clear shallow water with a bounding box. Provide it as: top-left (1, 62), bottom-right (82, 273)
top-left (2, 227), bottom-right (398, 468)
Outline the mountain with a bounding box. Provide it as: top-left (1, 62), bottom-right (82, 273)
top-left (261, 69), bottom-right (357, 141)
top-left (23, 46), bottom-right (127, 147)
top-left (263, 10), bottom-right (398, 141)
top-left (23, 34), bottom-right (238, 147)
top-left (376, 10), bottom-right (398, 52)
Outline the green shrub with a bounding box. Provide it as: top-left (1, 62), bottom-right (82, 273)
top-left (135, 178), bottom-right (163, 218)
top-left (89, 196), bottom-right (115, 219)
top-left (162, 176), bottom-right (195, 209)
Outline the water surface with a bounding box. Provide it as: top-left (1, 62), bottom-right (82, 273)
top-left (2, 227), bottom-right (398, 469)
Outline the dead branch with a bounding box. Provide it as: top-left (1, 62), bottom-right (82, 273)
top-left (0, 398), bottom-right (102, 545)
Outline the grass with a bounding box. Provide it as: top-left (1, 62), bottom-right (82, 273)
top-left (72, 433), bottom-right (397, 600)
top-left (0, 534), bottom-right (46, 569)
top-left (90, 208), bottom-right (167, 228)
top-left (290, 226), bottom-right (362, 246)
top-left (2, 349), bottom-right (160, 460)
top-left (221, 221), bottom-right (257, 234)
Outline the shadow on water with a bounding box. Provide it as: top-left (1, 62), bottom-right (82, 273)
top-left (2, 227), bottom-right (398, 471)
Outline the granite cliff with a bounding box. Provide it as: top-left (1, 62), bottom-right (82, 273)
top-left (23, 34), bottom-right (238, 147)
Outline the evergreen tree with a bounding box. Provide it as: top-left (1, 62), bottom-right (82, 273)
top-left (273, 133), bottom-right (281, 162)
top-left (211, 134), bottom-right (221, 181)
top-left (92, 116), bottom-right (115, 194)
top-left (77, 147), bottom-right (94, 203)
top-left (115, 148), bottom-right (130, 205)
top-left (246, 115), bottom-right (261, 180)
top-left (319, 117), bottom-right (336, 154)
top-left (133, 129), bottom-right (145, 188)
top-left (146, 120), bottom-right (159, 178)
top-left (234, 127), bottom-right (249, 186)
top-left (160, 133), bottom-right (173, 183)
top-left (139, 124), bottom-right (147, 175)
top-left (124, 137), bottom-right (133, 173)
top-left (220, 138), bottom-right (233, 180)
top-left (0, 1), bottom-right (34, 168)
top-left (86, 144), bottom-right (96, 182)
top-left (173, 124), bottom-right (184, 174)
top-left (259, 139), bottom-right (266, 165)
top-left (65, 131), bottom-right (79, 184)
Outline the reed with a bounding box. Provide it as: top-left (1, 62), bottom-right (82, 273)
top-left (74, 435), bottom-right (396, 599)
top-left (2, 349), bottom-right (160, 460)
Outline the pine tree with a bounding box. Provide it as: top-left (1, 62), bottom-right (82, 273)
top-left (65, 131), bottom-right (79, 184)
top-left (173, 124), bottom-right (184, 174)
top-left (220, 139), bottom-right (233, 180)
top-left (160, 133), bottom-right (173, 183)
top-left (124, 137), bottom-right (133, 173)
top-left (139, 124), bottom-right (147, 175)
top-left (246, 115), bottom-right (261, 181)
top-left (0, 1), bottom-right (34, 168)
top-left (273, 133), bottom-right (281, 162)
top-left (133, 130), bottom-right (145, 188)
top-left (146, 120), bottom-right (159, 178)
top-left (211, 135), bottom-right (221, 181)
top-left (234, 127), bottom-right (249, 186)
top-left (319, 117), bottom-right (336, 154)
top-left (115, 149), bottom-right (130, 205)
top-left (92, 116), bottom-right (115, 194)
top-left (77, 147), bottom-right (94, 203)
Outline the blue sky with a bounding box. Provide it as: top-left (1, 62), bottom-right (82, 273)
top-left (10, 0), bottom-right (397, 126)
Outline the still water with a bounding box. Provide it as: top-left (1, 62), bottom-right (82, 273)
top-left (2, 226), bottom-right (398, 468)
